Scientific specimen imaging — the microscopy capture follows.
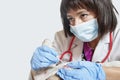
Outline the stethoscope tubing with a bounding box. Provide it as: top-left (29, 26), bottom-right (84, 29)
top-left (59, 36), bottom-right (75, 61)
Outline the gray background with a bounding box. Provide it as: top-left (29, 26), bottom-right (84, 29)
top-left (0, 0), bottom-right (62, 80)
top-left (0, 0), bottom-right (119, 80)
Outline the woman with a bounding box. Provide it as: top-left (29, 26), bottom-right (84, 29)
top-left (30, 0), bottom-right (120, 80)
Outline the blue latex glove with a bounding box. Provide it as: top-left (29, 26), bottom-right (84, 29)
top-left (31, 45), bottom-right (59, 70)
top-left (57, 61), bottom-right (106, 80)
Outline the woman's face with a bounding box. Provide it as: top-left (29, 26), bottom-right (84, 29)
top-left (67, 9), bottom-right (96, 26)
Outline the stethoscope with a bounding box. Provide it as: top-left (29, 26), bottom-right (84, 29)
top-left (60, 32), bottom-right (113, 63)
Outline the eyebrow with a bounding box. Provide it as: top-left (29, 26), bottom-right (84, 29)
top-left (67, 10), bottom-right (89, 17)
top-left (66, 15), bottom-right (72, 18)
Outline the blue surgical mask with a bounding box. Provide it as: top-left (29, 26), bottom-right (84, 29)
top-left (70, 18), bottom-right (98, 42)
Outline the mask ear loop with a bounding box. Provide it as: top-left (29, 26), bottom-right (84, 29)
top-left (60, 36), bottom-right (75, 61)
top-left (101, 32), bottom-right (113, 63)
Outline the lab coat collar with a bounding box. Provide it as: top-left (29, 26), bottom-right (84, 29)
top-left (101, 32), bottom-right (110, 44)
top-left (92, 32), bottom-right (111, 62)
top-left (74, 37), bottom-right (83, 45)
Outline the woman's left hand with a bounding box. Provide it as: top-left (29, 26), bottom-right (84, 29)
top-left (57, 61), bottom-right (106, 80)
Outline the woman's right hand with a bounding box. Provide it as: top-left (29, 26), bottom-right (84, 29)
top-left (31, 45), bottom-right (59, 70)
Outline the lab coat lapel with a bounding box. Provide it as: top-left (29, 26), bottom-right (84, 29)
top-left (71, 37), bottom-right (83, 61)
top-left (92, 32), bottom-right (110, 62)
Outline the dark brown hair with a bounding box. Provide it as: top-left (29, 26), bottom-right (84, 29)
top-left (60, 0), bottom-right (118, 38)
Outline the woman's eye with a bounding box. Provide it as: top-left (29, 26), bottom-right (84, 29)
top-left (68, 17), bottom-right (74, 21)
top-left (67, 17), bottom-right (75, 23)
top-left (80, 14), bottom-right (88, 19)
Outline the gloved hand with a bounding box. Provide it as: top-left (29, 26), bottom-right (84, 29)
top-left (31, 45), bottom-right (59, 70)
top-left (57, 61), bottom-right (106, 80)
